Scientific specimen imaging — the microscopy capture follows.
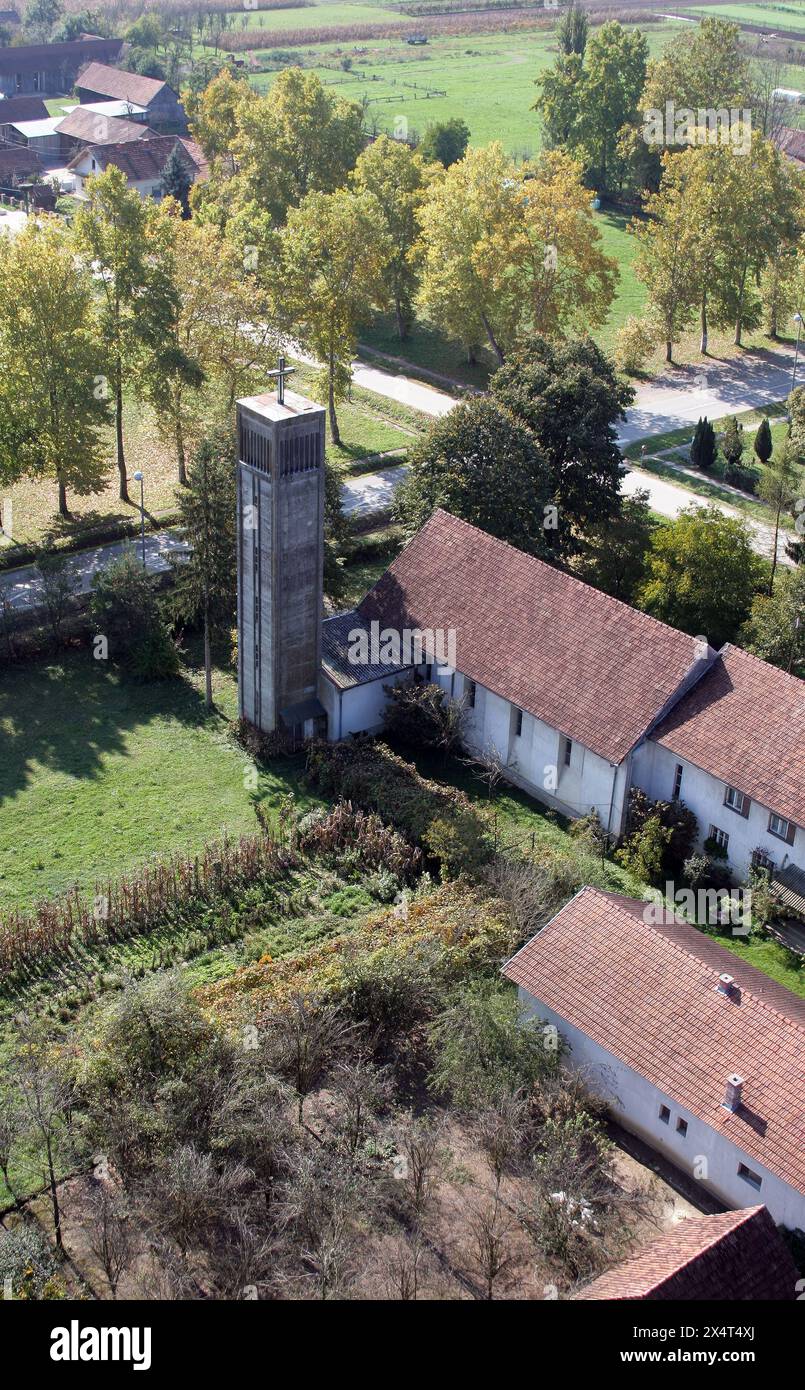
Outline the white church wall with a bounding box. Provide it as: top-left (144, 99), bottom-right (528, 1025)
top-left (631, 741), bottom-right (803, 881)
top-left (516, 986), bottom-right (805, 1231)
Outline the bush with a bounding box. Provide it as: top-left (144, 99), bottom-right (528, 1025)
top-left (703, 834), bottom-right (728, 862)
top-left (382, 681), bottom-right (464, 754)
top-left (616, 814), bottom-right (672, 885)
top-left (613, 313), bottom-right (657, 375)
top-left (620, 788), bottom-right (698, 878)
top-left (90, 552), bottom-right (178, 681)
top-left (723, 462), bottom-right (759, 493)
top-left (298, 801), bottom-right (422, 883)
top-left (423, 809), bottom-right (492, 880)
top-left (0, 1224), bottom-right (61, 1300)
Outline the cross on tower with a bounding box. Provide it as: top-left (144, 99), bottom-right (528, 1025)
top-left (267, 355), bottom-right (295, 406)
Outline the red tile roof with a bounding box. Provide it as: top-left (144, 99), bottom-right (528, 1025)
top-left (651, 644), bottom-right (805, 827)
top-left (357, 510), bottom-right (705, 764)
top-left (0, 96), bottom-right (48, 123)
top-left (776, 126), bottom-right (805, 166)
top-left (70, 135), bottom-right (203, 183)
top-left (75, 62), bottom-right (167, 107)
top-left (503, 886), bottom-right (805, 1198)
top-left (576, 1206), bottom-right (798, 1300)
top-left (0, 145), bottom-right (43, 177)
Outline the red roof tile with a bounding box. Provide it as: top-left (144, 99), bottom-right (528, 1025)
top-left (357, 510), bottom-right (704, 764)
top-left (75, 61), bottom-right (167, 107)
top-left (651, 644), bottom-right (805, 827)
top-left (576, 1206), bottom-right (798, 1300)
top-left (58, 108), bottom-right (149, 145)
top-left (70, 135), bottom-right (202, 182)
top-left (0, 96), bottom-right (48, 122)
top-left (503, 887), bottom-right (805, 1198)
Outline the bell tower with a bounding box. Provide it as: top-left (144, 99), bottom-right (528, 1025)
top-left (236, 359), bottom-right (327, 738)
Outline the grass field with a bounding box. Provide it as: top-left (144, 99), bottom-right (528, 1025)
top-left (686, 1), bottom-right (805, 32)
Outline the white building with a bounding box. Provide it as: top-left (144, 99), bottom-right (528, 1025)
top-left (320, 511), bottom-right (804, 893)
top-left (504, 886), bottom-right (805, 1232)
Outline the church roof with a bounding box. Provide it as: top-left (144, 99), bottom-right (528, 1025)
top-left (650, 644), bottom-right (805, 828)
top-left (356, 509), bottom-right (705, 764)
top-left (322, 610), bottom-right (408, 690)
top-left (575, 1206), bottom-right (798, 1301)
top-left (503, 886), bottom-right (805, 1200)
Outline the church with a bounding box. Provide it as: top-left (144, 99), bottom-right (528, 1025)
top-left (235, 377), bottom-right (805, 887)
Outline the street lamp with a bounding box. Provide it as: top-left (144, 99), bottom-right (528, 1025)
top-left (792, 312), bottom-right (803, 395)
top-left (132, 470), bottom-right (146, 569)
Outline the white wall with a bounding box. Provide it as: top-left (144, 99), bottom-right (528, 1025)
top-left (632, 740), bottom-right (803, 880)
top-left (517, 986), bottom-right (805, 1231)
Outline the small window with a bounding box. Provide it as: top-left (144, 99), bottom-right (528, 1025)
top-left (659, 1105), bottom-right (670, 1124)
top-left (709, 825), bottom-right (729, 851)
top-left (737, 1163), bottom-right (762, 1191)
top-left (514, 708), bottom-right (523, 737)
top-left (676, 1118), bottom-right (688, 1137)
top-left (752, 848), bottom-right (775, 874)
top-left (672, 763), bottom-right (683, 799)
top-left (724, 785), bottom-right (747, 815)
top-left (768, 812), bottom-right (792, 843)
top-left (466, 679), bottom-right (476, 709)
top-left (563, 737), bottom-right (572, 767)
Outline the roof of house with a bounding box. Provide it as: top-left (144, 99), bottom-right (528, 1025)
top-left (650, 644), bottom-right (805, 828)
top-left (6, 116), bottom-right (61, 140)
top-left (0, 38), bottom-right (122, 76)
top-left (0, 144), bottom-right (42, 176)
top-left (322, 610), bottom-right (409, 691)
top-left (576, 1206), bottom-right (798, 1300)
top-left (69, 134), bottom-right (203, 182)
top-left (57, 107), bottom-right (150, 146)
top-left (355, 509), bottom-right (706, 765)
top-left (503, 886), bottom-right (805, 1198)
top-left (776, 125), bottom-right (805, 165)
top-left (0, 95), bottom-right (48, 122)
top-left (75, 61), bottom-right (169, 107)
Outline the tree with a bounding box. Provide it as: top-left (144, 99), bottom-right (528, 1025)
top-left (760, 233), bottom-right (805, 340)
top-left (690, 417), bottom-right (716, 473)
top-left (35, 548), bottom-right (73, 646)
top-left (90, 552), bottom-right (179, 681)
top-left (754, 416), bottom-right (773, 465)
top-left (633, 152), bottom-right (700, 363)
top-left (642, 17), bottom-right (756, 121)
top-left (742, 565), bottom-right (805, 678)
top-left (281, 188), bottom-right (391, 444)
top-left (417, 143), bottom-right (616, 364)
top-left (86, 1185), bottom-right (135, 1298)
top-left (490, 336), bottom-right (632, 559)
top-left (172, 430), bottom-right (237, 709)
top-left (227, 68), bottom-right (365, 228)
top-left (533, 51), bottom-right (584, 152)
top-left (24, 0), bottom-right (62, 40)
top-left (574, 21), bottom-right (648, 196)
top-left (74, 166), bottom-right (154, 502)
top-left (721, 415), bottom-right (744, 471)
top-left (558, 1), bottom-right (588, 57)
top-left (352, 135), bottom-right (431, 340)
top-left (574, 489), bottom-right (656, 603)
top-left (184, 65), bottom-right (254, 192)
top-left (0, 219), bottom-right (109, 517)
top-left (161, 144), bottom-right (192, 217)
top-left (417, 118), bottom-right (469, 169)
top-left (12, 1025), bottom-right (75, 1253)
top-left (638, 504), bottom-right (765, 647)
top-left (758, 441), bottom-right (799, 591)
top-left (393, 397), bottom-right (552, 557)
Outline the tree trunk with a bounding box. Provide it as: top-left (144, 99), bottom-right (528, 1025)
top-left (700, 294), bottom-right (708, 356)
top-left (46, 1139), bottom-right (62, 1252)
top-left (769, 506), bottom-right (781, 594)
top-left (58, 477), bottom-right (69, 518)
top-left (734, 319), bottom-right (742, 347)
top-left (480, 310), bottom-right (505, 366)
top-left (176, 416), bottom-right (187, 487)
top-left (394, 296), bottom-right (406, 341)
top-left (115, 373), bottom-right (128, 502)
top-left (204, 613), bottom-right (212, 711)
top-left (665, 340), bottom-right (673, 364)
top-left (328, 352), bottom-right (340, 446)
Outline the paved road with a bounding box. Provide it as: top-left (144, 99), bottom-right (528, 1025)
top-left (0, 207), bottom-right (27, 239)
top-left (0, 530), bottom-right (189, 614)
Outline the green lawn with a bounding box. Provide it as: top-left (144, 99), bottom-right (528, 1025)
top-left (686, 1), bottom-right (805, 32)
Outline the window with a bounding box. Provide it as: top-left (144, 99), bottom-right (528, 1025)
top-left (737, 1163), bottom-right (762, 1191)
top-left (659, 1105), bottom-right (670, 1124)
top-left (672, 763), bottom-right (683, 800)
top-left (466, 679), bottom-right (476, 709)
top-left (676, 1118), bottom-right (688, 1137)
top-left (709, 825), bottom-right (729, 852)
top-left (768, 812), bottom-right (793, 843)
top-left (724, 785), bottom-right (748, 815)
top-left (514, 708), bottom-right (523, 738)
top-left (752, 848), bottom-right (775, 874)
top-left (562, 737), bottom-right (572, 767)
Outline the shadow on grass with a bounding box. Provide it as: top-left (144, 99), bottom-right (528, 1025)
top-left (0, 648), bottom-right (213, 804)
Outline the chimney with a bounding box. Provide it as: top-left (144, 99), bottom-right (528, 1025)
top-left (716, 973), bottom-right (734, 997)
top-left (723, 1073), bottom-right (744, 1112)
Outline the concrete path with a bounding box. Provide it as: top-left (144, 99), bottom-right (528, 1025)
top-left (290, 344), bottom-right (456, 418)
top-left (0, 530), bottom-right (188, 614)
top-left (622, 464), bottom-right (793, 565)
top-left (341, 463), bottom-right (408, 519)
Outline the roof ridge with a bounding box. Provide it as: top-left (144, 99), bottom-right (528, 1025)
top-left (720, 640), bottom-right (805, 690)
top-left (643, 1208), bottom-right (759, 1292)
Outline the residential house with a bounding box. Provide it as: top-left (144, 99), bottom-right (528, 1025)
top-left (0, 93), bottom-right (48, 142)
top-left (0, 37), bottom-right (123, 97)
top-left (503, 886), bottom-right (805, 1230)
top-left (0, 143), bottom-right (44, 186)
top-left (68, 135), bottom-right (208, 200)
top-left (575, 1205), bottom-right (799, 1301)
top-left (75, 62), bottom-right (186, 131)
top-left (632, 644), bottom-right (804, 887)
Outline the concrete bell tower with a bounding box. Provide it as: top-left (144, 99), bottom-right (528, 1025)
top-left (236, 359), bottom-right (327, 739)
